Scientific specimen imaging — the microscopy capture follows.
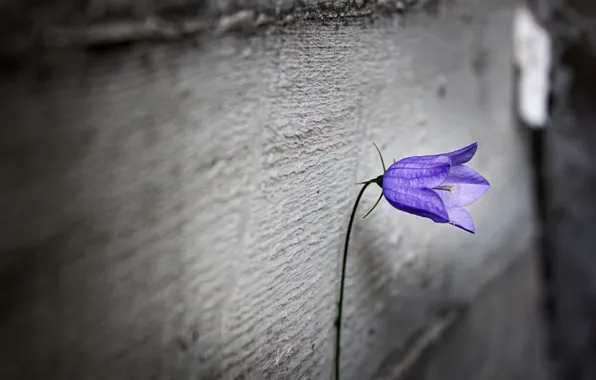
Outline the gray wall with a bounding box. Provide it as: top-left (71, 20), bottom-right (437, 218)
top-left (0, 0), bottom-right (547, 379)
top-left (530, 0), bottom-right (596, 378)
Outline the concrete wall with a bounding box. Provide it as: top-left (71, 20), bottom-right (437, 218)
top-left (529, 0), bottom-right (596, 378)
top-left (0, 0), bottom-right (546, 379)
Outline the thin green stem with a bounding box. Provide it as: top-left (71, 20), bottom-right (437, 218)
top-left (335, 182), bottom-right (370, 380)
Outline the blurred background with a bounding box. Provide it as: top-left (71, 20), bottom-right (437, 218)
top-left (0, 0), bottom-right (594, 379)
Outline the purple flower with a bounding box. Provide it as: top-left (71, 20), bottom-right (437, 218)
top-left (381, 143), bottom-right (489, 233)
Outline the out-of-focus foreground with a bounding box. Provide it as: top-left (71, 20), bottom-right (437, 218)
top-left (0, 0), bottom-right (593, 379)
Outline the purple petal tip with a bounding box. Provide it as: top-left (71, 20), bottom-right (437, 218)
top-left (445, 143), bottom-right (478, 165)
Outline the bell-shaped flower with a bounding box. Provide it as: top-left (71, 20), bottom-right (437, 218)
top-left (380, 143), bottom-right (489, 233)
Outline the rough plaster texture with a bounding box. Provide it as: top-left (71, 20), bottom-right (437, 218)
top-left (0, 0), bottom-right (434, 51)
top-left (0, 0), bottom-right (541, 379)
top-left (0, 0), bottom-right (428, 22)
top-left (392, 253), bottom-right (548, 380)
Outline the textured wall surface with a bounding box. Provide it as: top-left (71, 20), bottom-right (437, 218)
top-left (385, 252), bottom-right (548, 380)
top-left (0, 0), bottom-right (543, 379)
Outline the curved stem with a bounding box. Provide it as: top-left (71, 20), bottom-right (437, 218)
top-left (373, 143), bottom-right (386, 172)
top-left (362, 191), bottom-right (383, 219)
top-left (335, 182), bottom-right (370, 380)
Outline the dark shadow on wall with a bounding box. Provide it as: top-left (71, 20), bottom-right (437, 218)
top-left (529, 0), bottom-right (596, 379)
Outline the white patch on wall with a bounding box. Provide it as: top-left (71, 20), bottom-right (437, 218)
top-left (514, 4), bottom-right (552, 128)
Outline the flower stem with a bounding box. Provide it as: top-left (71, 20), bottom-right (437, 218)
top-left (335, 182), bottom-right (371, 380)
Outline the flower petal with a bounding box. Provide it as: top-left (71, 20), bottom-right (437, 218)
top-left (383, 187), bottom-right (449, 223)
top-left (438, 165), bottom-right (490, 207)
top-left (444, 143), bottom-right (478, 165)
top-left (446, 207), bottom-right (475, 233)
top-left (384, 155), bottom-right (451, 189)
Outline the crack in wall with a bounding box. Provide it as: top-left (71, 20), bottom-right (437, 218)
top-left (0, 0), bottom-right (436, 53)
